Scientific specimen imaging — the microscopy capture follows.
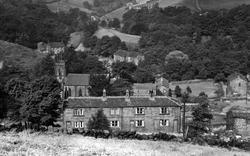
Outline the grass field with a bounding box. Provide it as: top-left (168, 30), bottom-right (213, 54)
top-left (0, 131), bottom-right (249, 156)
top-left (0, 40), bottom-right (44, 70)
top-left (94, 27), bottom-right (141, 48)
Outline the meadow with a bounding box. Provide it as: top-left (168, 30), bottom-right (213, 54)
top-left (0, 131), bottom-right (249, 156)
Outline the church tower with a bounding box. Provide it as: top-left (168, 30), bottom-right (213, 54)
top-left (55, 60), bottom-right (66, 84)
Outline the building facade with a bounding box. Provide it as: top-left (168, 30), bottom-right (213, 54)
top-left (64, 74), bottom-right (90, 97)
top-left (113, 50), bottom-right (145, 66)
top-left (37, 42), bottom-right (65, 55)
top-left (132, 83), bottom-right (157, 96)
top-left (227, 73), bottom-right (248, 97)
top-left (63, 94), bottom-right (181, 134)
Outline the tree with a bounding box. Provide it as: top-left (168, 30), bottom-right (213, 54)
top-left (87, 109), bottom-right (110, 131)
top-left (214, 73), bottom-right (226, 83)
top-left (108, 18), bottom-right (120, 29)
top-left (168, 88), bottom-right (172, 97)
top-left (33, 54), bottom-right (55, 78)
top-left (186, 86), bottom-right (192, 95)
top-left (134, 68), bottom-right (154, 83)
top-left (83, 1), bottom-right (92, 9)
top-left (188, 95), bottom-right (213, 138)
top-left (20, 76), bottom-right (62, 129)
top-left (112, 62), bottom-right (137, 82)
top-left (89, 74), bottom-right (111, 96)
top-left (174, 85), bottom-right (182, 97)
top-left (110, 78), bottom-right (132, 96)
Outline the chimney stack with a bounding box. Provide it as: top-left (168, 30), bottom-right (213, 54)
top-left (125, 89), bottom-right (130, 102)
top-left (102, 89), bottom-right (107, 101)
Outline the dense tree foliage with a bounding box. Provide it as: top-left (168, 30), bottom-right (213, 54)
top-left (33, 54), bottom-right (55, 78)
top-left (89, 74), bottom-right (111, 96)
top-left (87, 109), bottom-right (110, 131)
top-left (0, 0), bottom-right (91, 48)
top-left (188, 95), bottom-right (213, 138)
top-left (123, 5), bottom-right (250, 81)
top-left (63, 48), bottom-right (106, 74)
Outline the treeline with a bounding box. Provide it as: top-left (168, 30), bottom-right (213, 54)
top-left (0, 0), bottom-right (97, 49)
top-left (122, 5), bottom-right (250, 81)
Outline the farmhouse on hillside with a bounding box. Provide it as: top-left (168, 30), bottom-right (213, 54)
top-left (64, 74), bottom-right (90, 97)
top-left (226, 73), bottom-right (249, 97)
top-left (63, 90), bottom-right (181, 134)
top-left (114, 50), bottom-right (145, 66)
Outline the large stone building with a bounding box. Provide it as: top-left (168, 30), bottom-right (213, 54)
top-left (227, 107), bottom-right (250, 137)
top-left (64, 74), bottom-right (90, 97)
top-left (113, 50), bottom-right (144, 66)
top-left (37, 42), bottom-right (65, 55)
top-left (63, 91), bottom-right (181, 134)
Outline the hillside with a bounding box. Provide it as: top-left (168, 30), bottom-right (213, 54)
top-left (47, 1), bottom-right (93, 13)
top-left (94, 27), bottom-right (141, 48)
top-left (0, 40), bottom-right (44, 70)
top-left (171, 0), bottom-right (250, 11)
top-left (101, 6), bottom-right (127, 21)
top-left (0, 132), bottom-right (249, 156)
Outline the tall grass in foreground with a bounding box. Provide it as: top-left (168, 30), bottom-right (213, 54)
top-left (0, 131), bottom-right (249, 156)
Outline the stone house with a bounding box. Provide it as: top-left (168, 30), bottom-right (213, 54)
top-left (113, 50), bottom-right (145, 66)
top-left (64, 74), bottom-right (90, 97)
top-left (227, 107), bottom-right (250, 137)
top-left (227, 73), bottom-right (248, 97)
top-left (128, 0), bottom-right (159, 10)
top-left (63, 92), bottom-right (181, 134)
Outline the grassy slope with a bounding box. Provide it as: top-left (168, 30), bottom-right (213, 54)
top-left (0, 40), bottom-right (44, 70)
top-left (101, 6), bottom-right (127, 21)
top-left (94, 27), bottom-right (141, 48)
top-left (0, 132), bottom-right (249, 156)
top-left (47, 0), bottom-right (93, 13)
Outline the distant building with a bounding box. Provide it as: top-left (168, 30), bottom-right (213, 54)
top-left (37, 42), bottom-right (65, 55)
top-left (227, 107), bottom-right (250, 137)
top-left (127, 0), bottom-right (159, 10)
top-left (64, 74), bottom-right (90, 97)
top-left (227, 73), bottom-right (248, 97)
top-left (63, 90), bottom-right (181, 134)
top-left (155, 77), bottom-right (169, 95)
top-left (114, 50), bottom-right (144, 66)
top-left (133, 83), bottom-right (157, 96)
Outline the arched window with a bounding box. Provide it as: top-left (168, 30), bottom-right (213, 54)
top-left (68, 88), bottom-right (72, 97)
top-left (239, 83), bottom-right (241, 87)
top-left (79, 89), bottom-right (82, 97)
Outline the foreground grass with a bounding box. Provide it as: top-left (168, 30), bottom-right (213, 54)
top-left (0, 131), bottom-right (249, 156)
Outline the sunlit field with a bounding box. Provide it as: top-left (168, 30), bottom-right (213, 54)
top-left (0, 131), bottom-right (249, 156)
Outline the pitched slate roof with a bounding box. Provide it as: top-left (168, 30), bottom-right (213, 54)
top-left (114, 50), bottom-right (142, 58)
top-left (65, 74), bottom-right (90, 86)
top-left (66, 96), bottom-right (181, 108)
top-left (228, 73), bottom-right (247, 82)
top-left (133, 83), bottom-right (157, 90)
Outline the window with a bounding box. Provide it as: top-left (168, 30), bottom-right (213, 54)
top-left (73, 109), bottom-right (84, 116)
top-left (79, 89), bottom-right (82, 97)
top-left (135, 120), bottom-right (144, 127)
top-left (160, 107), bottom-right (170, 115)
top-left (111, 108), bottom-right (120, 115)
top-left (239, 83), bottom-right (241, 87)
top-left (136, 107), bottom-right (145, 115)
top-left (160, 119), bottom-right (170, 127)
top-left (110, 121), bottom-right (119, 127)
top-left (74, 121), bottom-right (84, 128)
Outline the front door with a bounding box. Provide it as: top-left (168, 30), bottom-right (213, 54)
top-left (173, 120), bottom-right (178, 133)
top-left (66, 121), bottom-right (72, 133)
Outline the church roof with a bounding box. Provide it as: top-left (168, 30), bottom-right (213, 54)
top-left (65, 74), bottom-right (90, 86)
top-left (66, 96), bottom-right (181, 108)
top-left (133, 83), bottom-right (157, 90)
